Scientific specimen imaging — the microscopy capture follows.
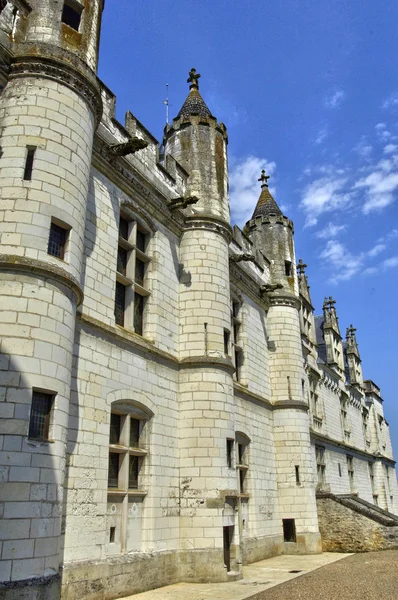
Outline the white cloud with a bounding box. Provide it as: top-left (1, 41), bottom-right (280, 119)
top-left (367, 243), bottom-right (386, 257)
top-left (324, 89), bottom-right (346, 109)
top-left (383, 256), bottom-right (398, 268)
top-left (315, 127), bottom-right (328, 145)
top-left (382, 93), bottom-right (398, 111)
top-left (229, 156), bottom-right (276, 225)
top-left (300, 176), bottom-right (351, 227)
top-left (354, 167), bottom-right (398, 213)
top-left (316, 222), bottom-right (346, 239)
top-left (320, 240), bottom-right (363, 282)
top-left (384, 144), bottom-right (398, 154)
top-left (354, 137), bottom-right (372, 158)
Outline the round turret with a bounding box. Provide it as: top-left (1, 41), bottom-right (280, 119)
top-left (163, 68), bottom-right (230, 223)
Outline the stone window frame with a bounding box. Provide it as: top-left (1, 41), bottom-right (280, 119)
top-left (235, 431), bottom-right (250, 497)
top-left (340, 392), bottom-right (351, 440)
top-left (28, 389), bottom-right (56, 442)
top-left (315, 445), bottom-right (326, 489)
top-left (231, 296), bottom-right (243, 382)
top-left (47, 218), bottom-right (71, 262)
top-left (346, 454), bottom-right (355, 492)
top-left (106, 400), bottom-right (153, 556)
top-left (114, 208), bottom-right (152, 335)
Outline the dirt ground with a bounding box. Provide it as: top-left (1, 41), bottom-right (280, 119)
top-left (249, 550), bottom-right (398, 600)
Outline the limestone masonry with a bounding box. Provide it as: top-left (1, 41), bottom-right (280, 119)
top-left (0, 2), bottom-right (397, 599)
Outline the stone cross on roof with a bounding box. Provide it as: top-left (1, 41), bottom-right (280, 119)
top-left (323, 296), bottom-right (336, 311)
top-left (187, 68), bottom-right (201, 90)
top-left (346, 324), bottom-right (357, 340)
top-left (258, 169), bottom-right (270, 187)
top-left (297, 259), bottom-right (307, 277)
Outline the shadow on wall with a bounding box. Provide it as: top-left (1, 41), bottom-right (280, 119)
top-left (0, 351), bottom-right (62, 598)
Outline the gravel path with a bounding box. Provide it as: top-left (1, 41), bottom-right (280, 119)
top-left (248, 550), bottom-right (398, 600)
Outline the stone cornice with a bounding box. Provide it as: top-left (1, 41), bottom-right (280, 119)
top-left (78, 314), bottom-right (179, 367)
top-left (183, 215), bottom-right (232, 243)
top-left (0, 255), bottom-right (83, 305)
top-left (10, 53), bottom-right (102, 125)
top-left (268, 293), bottom-right (301, 310)
top-left (180, 355), bottom-right (235, 374)
top-left (273, 400), bottom-right (309, 412)
top-left (310, 429), bottom-right (396, 466)
top-left (233, 383), bottom-right (272, 409)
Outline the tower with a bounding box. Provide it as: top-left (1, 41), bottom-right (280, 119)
top-left (322, 297), bottom-right (345, 375)
top-left (345, 325), bottom-right (363, 388)
top-left (0, 1), bottom-right (103, 597)
top-left (163, 70), bottom-right (239, 579)
top-left (247, 175), bottom-right (321, 553)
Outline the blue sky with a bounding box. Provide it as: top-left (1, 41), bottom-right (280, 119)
top-left (98, 1), bottom-right (398, 453)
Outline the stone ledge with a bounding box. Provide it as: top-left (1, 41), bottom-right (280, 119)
top-left (0, 254), bottom-right (83, 305)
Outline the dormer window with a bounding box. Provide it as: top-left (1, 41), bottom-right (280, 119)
top-left (62, 0), bottom-right (83, 31)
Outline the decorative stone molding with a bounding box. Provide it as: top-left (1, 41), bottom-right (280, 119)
top-left (268, 294), bottom-right (301, 311)
top-left (179, 355), bottom-right (235, 374)
top-left (10, 55), bottom-right (103, 124)
top-left (183, 215), bottom-right (232, 243)
top-left (230, 262), bottom-right (269, 309)
top-left (0, 255), bottom-right (83, 305)
top-left (273, 399), bottom-right (309, 412)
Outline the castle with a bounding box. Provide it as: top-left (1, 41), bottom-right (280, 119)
top-left (0, 2), bottom-right (397, 599)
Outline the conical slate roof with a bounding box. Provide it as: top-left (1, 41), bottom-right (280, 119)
top-left (176, 68), bottom-right (213, 119)
top-left (252, 182), bottom-right (283, 219)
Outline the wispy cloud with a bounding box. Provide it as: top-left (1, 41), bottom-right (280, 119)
top-left (229, 156), bottom-right (276, 225)
top-left (383, 256), bottom-right (398, 268)
top-left (384, 144), bottom-right (398, 154)
top-left (382, 93), bottom-right (398, 111)
top-left (324, 88), bottom-right (346, 109)
top-left (300, 175), bottom-right (351, 227)
top-left (316, 222), bottom-right (346, 239)
top-left (314, 127), bottom-right (328, 145)
top-left (353, 137), bottom-right (372, 159)
top-left (320, 239), bottom-right (390, 283)
top-left (354, 164), bottom-right (398, 213)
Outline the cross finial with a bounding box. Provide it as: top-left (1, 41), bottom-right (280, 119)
top-left (258, 169), bottom-right (270, 187)
top-left (347, 324), bottom-right (357, 338)
top-left (297, 258), bottom-right (307, 276)
top-left (328, 296), bottom-right (336, 308)
top-left (187, 68), bottom-right (201, 90)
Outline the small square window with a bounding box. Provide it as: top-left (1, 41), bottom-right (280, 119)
top-left (283, 518), bottom-right (296, 542)
top-left (48, 222), bottom-right (68, 260)
top-left (28, 391), bottom-right (53, 440)
top-left (62, 0), bottom-right (83, 31)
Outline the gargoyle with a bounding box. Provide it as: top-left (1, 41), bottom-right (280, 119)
top-left (229, 253), bottom-right (256, 263)
top-left (107, 137), bottom-right (148, 157)
top-left (260, 283), bottom-right (284, 294)
top-left (168, 196), bottom-right (199, 210)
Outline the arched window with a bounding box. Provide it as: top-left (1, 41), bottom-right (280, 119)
top-left (107, 401), bottom-right (152, 555)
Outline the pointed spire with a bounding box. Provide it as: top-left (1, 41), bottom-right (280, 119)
top-left (176, 68), bottom-right (213, 119)
top-left (251, 170), bottom-right (283, 219)
top-left (323, 295), bottom-right (340, 335)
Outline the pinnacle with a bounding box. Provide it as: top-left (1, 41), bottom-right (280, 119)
top-left (176, 68), bottom-right (213, 119)
top-left (251, 171), bottom-right (283, 219)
